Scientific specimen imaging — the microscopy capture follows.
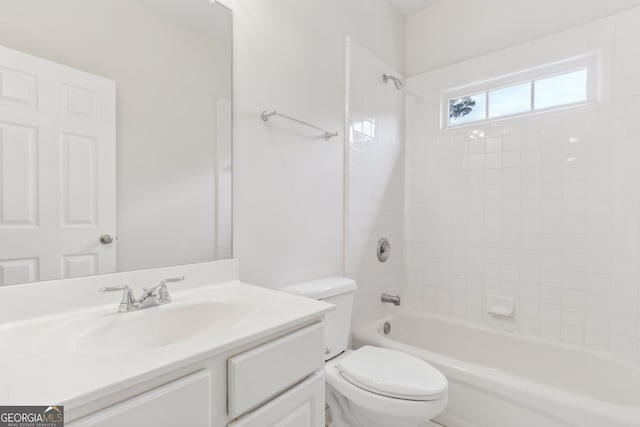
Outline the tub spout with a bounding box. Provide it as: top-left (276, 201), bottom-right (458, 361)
top-left (381, 293), bottom-right (401, 306)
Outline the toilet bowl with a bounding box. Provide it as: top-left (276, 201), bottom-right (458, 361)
top-left (280, 278), bottom-right (448, 427)
top-left (325, 347), bottom-right (448, 427)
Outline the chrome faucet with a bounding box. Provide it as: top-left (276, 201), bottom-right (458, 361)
top-left (381, 293), bottom-right (401, 306)
top-left (138, 276), bottom-right (184, 308)
top-left (100, 277), bottom-right (185, 312)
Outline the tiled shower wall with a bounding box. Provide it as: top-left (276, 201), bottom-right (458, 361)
top-left (347, 39), bottom-right (405, 330)
top-left (405, 7), bottom-right (640, 360)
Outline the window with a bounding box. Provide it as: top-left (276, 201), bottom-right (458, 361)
top-left (488, 82), bottom-right (531, 119)
top-left (534, 69), bottom-right (588, 110)
top-left (443, 54), bottom-right (598, 128)
top-left (448, 94), bottom-right (486, 126)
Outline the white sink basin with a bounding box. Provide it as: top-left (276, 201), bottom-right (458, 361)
top-left (51, 301), bottom-right (249, 355)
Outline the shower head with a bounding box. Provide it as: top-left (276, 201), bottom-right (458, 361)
top-left (382, 73), bottom-right (404, 90)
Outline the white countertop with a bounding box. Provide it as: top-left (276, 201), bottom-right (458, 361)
top-left (0, 266), bottom-right (332, 409)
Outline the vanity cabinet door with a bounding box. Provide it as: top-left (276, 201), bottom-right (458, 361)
top-left (228, 372), bottom-right (324, 427)
top-left (68, 370), bottom-right (211, 427)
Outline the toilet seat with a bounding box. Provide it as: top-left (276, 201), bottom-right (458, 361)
top-left (325, 349), bottom-right (448, 426)
top-left (337, 346), bottom-right (447, 401)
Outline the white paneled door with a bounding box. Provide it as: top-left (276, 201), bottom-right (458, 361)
top-left (0, 45), bottom-right (116, 285)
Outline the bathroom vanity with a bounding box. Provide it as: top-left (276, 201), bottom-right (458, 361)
top-left (0, 260), bottom-right (332, 426)
top-left (0, 3), bottom-right (333, 425)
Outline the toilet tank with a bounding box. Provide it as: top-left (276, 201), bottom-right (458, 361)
top-left (280, 277), bottom-right (357, 361)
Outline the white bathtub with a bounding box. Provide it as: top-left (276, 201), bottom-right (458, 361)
top-left (352, 313), bottom-right (640, 427)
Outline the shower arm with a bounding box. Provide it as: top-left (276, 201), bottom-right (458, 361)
top-left (382, 73), bottom-right (404, 89)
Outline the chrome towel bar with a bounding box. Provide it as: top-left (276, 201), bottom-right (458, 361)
top-left (261, 110), bottom-right (338, 141)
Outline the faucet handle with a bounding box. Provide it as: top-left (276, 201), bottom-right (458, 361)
top-left (157, 276), bottom-right (185, 302)
top-left (100, 285), bottom-right (130, 292)
top-left (159, 276), bottom-right (185, 287)
top-left (100, 285), bottom-right (137, 312)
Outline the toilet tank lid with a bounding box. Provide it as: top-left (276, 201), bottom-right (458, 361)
top-left (280, 277), bottom-right (357, 300)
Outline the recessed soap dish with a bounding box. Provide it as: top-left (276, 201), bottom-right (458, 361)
top-left (487, 295), bottom-right (515, 317)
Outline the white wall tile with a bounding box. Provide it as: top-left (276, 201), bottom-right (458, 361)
top-left (348, 39), bottom-right (405, 330)
top-left (404, 7), bottom-right (640, 360)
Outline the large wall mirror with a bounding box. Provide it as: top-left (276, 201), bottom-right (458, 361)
top-left (0, 0), bottom-right (233, 286)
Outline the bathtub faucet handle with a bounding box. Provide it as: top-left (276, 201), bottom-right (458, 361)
top-left (381, 293), bottom-right (401, 306)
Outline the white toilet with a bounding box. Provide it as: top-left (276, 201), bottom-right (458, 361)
top-left (281, 278), bottom-right (448, 427)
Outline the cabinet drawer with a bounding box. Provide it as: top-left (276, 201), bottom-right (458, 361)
top-left (68, 370), bottom-right (211, 427)
top-left (228, 322), bottom-right (324, 418)
top-left (227, 372), bottom-right (324, 427)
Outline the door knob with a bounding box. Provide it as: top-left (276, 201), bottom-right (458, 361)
top-left (100, 234), bottom-right (114, 244)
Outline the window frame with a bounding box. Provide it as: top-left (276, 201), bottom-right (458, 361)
top-left (441, 53), bottom-right (600, 129)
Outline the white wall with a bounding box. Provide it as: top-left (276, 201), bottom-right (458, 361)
top-left (405, 7), bottom-right (640, 360)
top-left (226, 0), bottom-right (405, 288)
top-left (347, 39), bottom-right (405, 329)
top-left (406, 0), bottom-right (640, 75)
top-left (0, 0), bottom-right (232, 272)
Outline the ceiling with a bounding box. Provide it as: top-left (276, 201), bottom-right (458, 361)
top-left (387, 0), bottom-right (444, 16)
